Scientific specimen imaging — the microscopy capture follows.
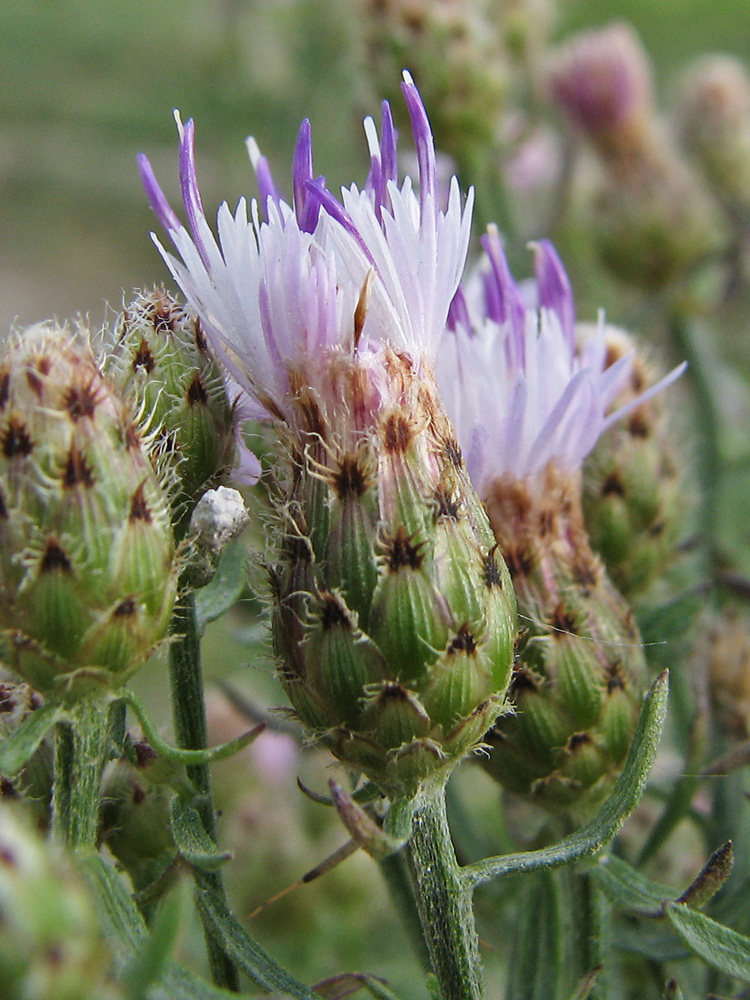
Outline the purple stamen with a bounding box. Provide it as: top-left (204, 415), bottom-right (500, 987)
top-left (178, 118), bottom-right (212, 271)
top-left (447, 287), bottom-right (471, 334)
top-left (293, 119), bottom-right (314, 229)
top-left (481, 229), bottom-right (526, 366)
top-left (137, 153), bottom-right (182, 234)
top-left (380, 101), bottom-right (398, 195)
top-left (304, 180), bottom-right (380, 273)
top-left (297, 175), bottom-right (325, 234)
top-left (401, 71), bottom-right (437, 222)
top-left (533, 240), bottom-right (575, 350)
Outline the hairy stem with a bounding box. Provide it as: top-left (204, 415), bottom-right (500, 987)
top-left (169, 590), bottom-right (240, 992)
top-left (51, 697), bottom-right (112, 853)
top-left (406, 787), bottom-right (485, 1000)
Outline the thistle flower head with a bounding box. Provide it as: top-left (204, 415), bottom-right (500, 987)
top-left (140, 79), bottom-right (514, 799)
top-left (438, 237), bottom-right (683, 817)
top-left (138, 72), bottom-right (473, 429)
top-left (437, 232), bottom-right (686, 498)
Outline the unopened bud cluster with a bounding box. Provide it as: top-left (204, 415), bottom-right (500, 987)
top-left (0, 324), bottom-right (177, 699)
top-left (103, 287), bottom-right (237, 536)
top-left (481, 465), bottom-right (648, 817)
top-left (582, 329), bottom-right (686, 600)
top-left (271, 353), bottom-right (516, 799)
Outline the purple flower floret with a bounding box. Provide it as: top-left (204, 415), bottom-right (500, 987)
top-left (138, 72), bottom-right (473, 427)
top-left (437, 230), bottom-right (686, 494)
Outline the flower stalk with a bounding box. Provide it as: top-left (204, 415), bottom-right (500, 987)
top-left (405, 786), bottom-right (485, 1000)
top-left (168, 590), bottom-right (240, 991)
top-left (51, 696), bottom-right (112, 853)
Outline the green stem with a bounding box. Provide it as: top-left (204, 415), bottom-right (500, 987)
top-left (169, 590), bottom-right (240, 993)
top-left (51, 697), bottom-right (112, 853)
top-left (406, 788), bottom-right (485, 1000)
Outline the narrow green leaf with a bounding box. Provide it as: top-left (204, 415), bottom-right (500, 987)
top-left (196, 886), bottom-right (321, 999)
top-left (120, 687), bottom-right (263, 766)
top-left (170, 796), bottom-right (232, 872)
top-left (463, 672), bottom-right (669, 889)
top-left (81, 854), bottom-right (255, 1000)
top-left (589, 854), bottom-right (673, 916)
top-left (123, 878), bottom-right (191, 1000)
top-left (0, 701), bottom-right (61, 774)
top-left (666, 902), bottom-right (750, 982)
top-left (194, 540), bottom-right (247, 632)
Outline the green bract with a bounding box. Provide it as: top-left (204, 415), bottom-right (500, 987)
top-left (0, 324), bottom-right (177, 700)
top-left (582, 332), bottom-right (686, 600)
top-left (271, 351), bottom-right (517, 799)
top-left (482, 465), bottom-right (648, 821)
top-left (103, 288), bottom-right (237, 535)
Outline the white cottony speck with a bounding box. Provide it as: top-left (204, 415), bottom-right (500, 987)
top-left (190, 486), bottom-right (250, 554)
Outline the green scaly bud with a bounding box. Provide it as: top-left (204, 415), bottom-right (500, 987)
top-left (481, 464), bottom-right (647, 820)
top-left (102, 287), bottom-right (237, 535)
top-left (271, 351), bottom-right (516, 799)
top-left (0, 803), bottom-right (118, 1000)
top-left (582, 328), bottom-right (687, 600)
top-left (0, 324), bottom-right (177, 700)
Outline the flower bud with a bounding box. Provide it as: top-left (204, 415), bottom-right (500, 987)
top-left (0, 803), bottom-right (116, 1000)
top-left (675, 55), bottom-right (750, 216)
top-left (0, 324), bottom-right (177, 700)
top-left (591, 142), bottom-right (725, 290)
top-left (102, 287), bottom-right (238, 535)
top-left (548, 22), bottom-right (654, 160)
top-left (582, 327), bottom-right (687, 599)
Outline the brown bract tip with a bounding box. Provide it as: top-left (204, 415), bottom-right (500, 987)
top-left (318, 591), bottom-right (352, 631)
top-left (1, 417), bottom-right (34, 459)
top-left (382, 412), bottom-right (413, 454)
top-left (133, 337), bottom-right (156, 373)
top-left (186, 371), bottom-right (209, 406)
top-left (129, 483), bottom-right (152, 522)
top-left (386, 525), bottom-right (424, 571)
top-left (40, 537), bottom-right (72, 574)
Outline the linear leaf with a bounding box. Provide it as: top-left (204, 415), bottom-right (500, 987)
top-left (0, 701), bottom-right (61, 774)
top-left (194, 539), bottom-right (247, 631)
top-left (197, 886), bottom-right (321, 999)
top-left (463, 672), bottom-right (669, 889)
top-left (170, 796), bottom-right (232, 872)
top-left (81, 854), bottom-right (256, 1000)
top-left (666, 902), bottom-right (750, 983)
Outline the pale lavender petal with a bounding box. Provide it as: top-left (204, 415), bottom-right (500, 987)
top-left (178, 119), bottom-right (213, 271)
top-left (232, 435), bottom-right (263, 485)
top-left (447, 286), bottom-right (471, 334)
top-left (602, 361), bottom-right (688, 431)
